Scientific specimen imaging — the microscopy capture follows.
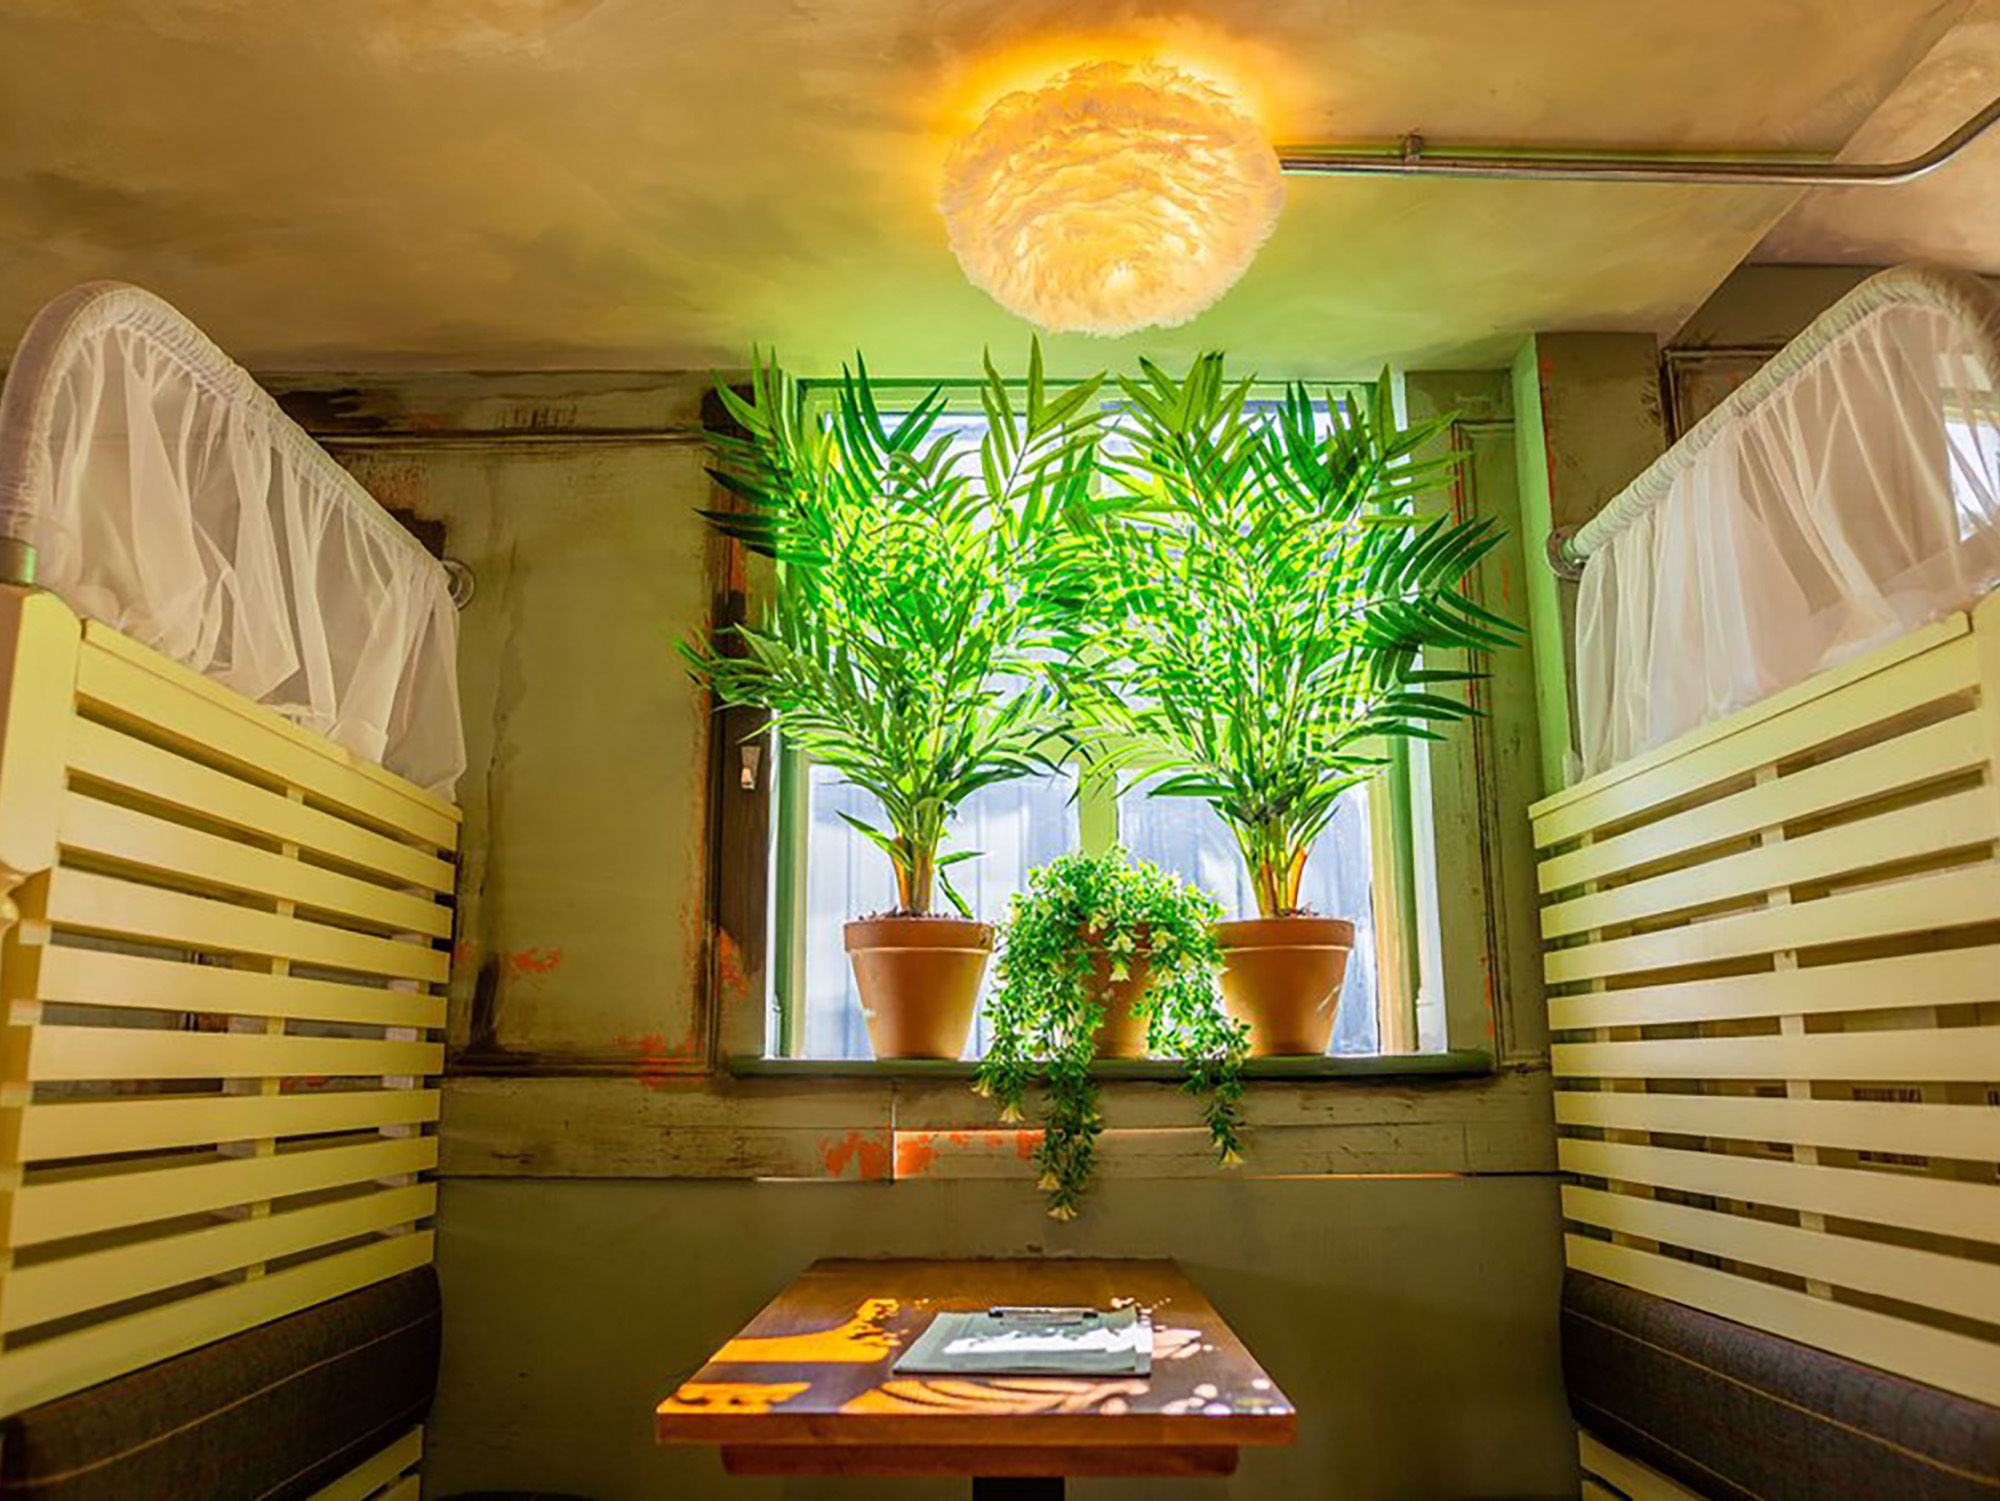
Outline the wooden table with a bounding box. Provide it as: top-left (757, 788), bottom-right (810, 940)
top-left (655, 1258), bottom-right (1295, 1498)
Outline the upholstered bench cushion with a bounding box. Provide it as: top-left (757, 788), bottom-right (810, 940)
top-left (0, 1264), bottom-right (441, 1500)
top-left (1563, 1268), bottom-right (2000, 1501)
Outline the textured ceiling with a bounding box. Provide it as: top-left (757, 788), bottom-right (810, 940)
top-left (1755, 0), bottom-right (2000, 273)
top-left (0, 0), bottom-right (1978, 377)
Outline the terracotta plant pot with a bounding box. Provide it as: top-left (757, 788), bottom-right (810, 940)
top-left (1082, 946), bottom-right (1155, 1059)
top-left (844, 915), bottom-right (993, 1060)
top-left (1215, 916), bottom-right (1355, 1057)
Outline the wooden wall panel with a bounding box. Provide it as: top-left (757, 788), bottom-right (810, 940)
top-left (1531, 591), bottom-right (2000, 1411)
top-left (0, 587), bottom-right (456, 1416)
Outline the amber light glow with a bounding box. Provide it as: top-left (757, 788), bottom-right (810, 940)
top-left (939, 60), bottom-right (1284, 336)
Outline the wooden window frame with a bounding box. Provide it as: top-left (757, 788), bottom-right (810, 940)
top-left (706, 374), bottom-right (1538, 1071)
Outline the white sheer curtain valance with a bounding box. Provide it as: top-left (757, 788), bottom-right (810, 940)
top-left (1573, 264), bottom-right (2000, 777)
top-left (0, 282), bottom-right (464, 795)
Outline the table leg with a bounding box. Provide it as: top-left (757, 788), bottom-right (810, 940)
top-left (971, 1479), bottom-right (1063, 1500)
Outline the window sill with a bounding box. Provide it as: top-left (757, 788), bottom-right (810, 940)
top-left (727, 1049), bottom-right (1493, 1082)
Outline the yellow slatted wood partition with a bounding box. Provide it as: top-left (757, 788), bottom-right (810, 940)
top-left (0, 585), bottom-right (457, 1438)
top-left (1531, 590), bottom-right (2000, 1433)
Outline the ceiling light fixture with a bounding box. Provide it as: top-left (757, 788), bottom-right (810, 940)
top-left (940, 60), bottom-right (1283, 337)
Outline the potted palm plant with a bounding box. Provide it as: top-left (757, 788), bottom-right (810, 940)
top-left (685, 347), bottom-right (1103, 1059)
top-left (1070, 357), bottom-right (1516, 1055)
top-left (977, 848), bottom-right (1247, 1219)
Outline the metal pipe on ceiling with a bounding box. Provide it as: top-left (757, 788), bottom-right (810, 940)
top-left (1277, 94), bottom-right (2000, 186)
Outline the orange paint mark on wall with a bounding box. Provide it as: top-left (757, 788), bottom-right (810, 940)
top-left (506, 945), bottom-right (563, 979)
top-left (613, 1032), bottom-right (693, 1090)
top-left (716, 929), bottom-right (746, 1000)
top-left (819, 1130), bottom-right (892, 1181)
top-left (894, 1132), bottom-right (938, 1179)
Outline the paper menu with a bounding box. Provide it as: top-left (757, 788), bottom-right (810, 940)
top-left (892, 1306), bottom-right (1153, 1377)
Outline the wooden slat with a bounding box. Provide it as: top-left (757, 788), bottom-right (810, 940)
top-left (1565, 1235), bottom-right (2000, 1406)
top-left (1543, 863), bottom-right (2000, 985)
top-left (1577, 1429), bottom-right (1705, 1501)
top-left (1553, 1089), bottom-right (2000, 1162)
top-left (69, 718), bottom-right (454, 892)
top-left (307, 1426), bottom-right (423, 1501)
top-left (1532, 619), bottom-right (1973, 841)
top-left (79, 624), bottom-right (458, 833)
top-left (80, 624), bottom-right (459, 828)
top-left (5, 1183), bottom-right (436, 1332)
top-left (34, 868), bottom-right (448, 984)
top-left (17, 1025), bottom-right (442, 1082)
top-left (13, 1088), bottom-right (440, 1161)
top-left (74, 640), bottom-right (457, 849)
top-left (1552, 1025), bottom-right (2000, 1084)
top-left (1547, 944), bottom-right (2000, 1031)
top-left (1558, 1138), bottom-right (1999, 1244)
top-left (1562, 1184), bottom-right (2000, 1318)
top-left (1540, 787), bottom-right (1995, 939)
top-left (1539, 711), bottom-right (1988, 894)
top-left (0, 589), bottom-right (81, 889)
top-left (58, 793), bottom-right (451, 938)
top-left (0, 1230), bottom-right (434, 1415)
top-left (9, 943), bottom-right (445, 1031)
top-left (8, 1134), bottom-right (438, 1245)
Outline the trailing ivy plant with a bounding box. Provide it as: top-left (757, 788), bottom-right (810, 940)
top-left (977, 849), bottom-right (1248, 1220)
top-left (682, 345), bottom-right (1106, 915)
top-left (1065, 357), bottom-right (1519, 916)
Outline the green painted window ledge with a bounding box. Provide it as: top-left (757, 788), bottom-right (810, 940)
top-left (729, 1049), bottom-right (1493, 1081)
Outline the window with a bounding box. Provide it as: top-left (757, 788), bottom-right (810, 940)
top-left (766, 383), bottom-right (1431, 1061)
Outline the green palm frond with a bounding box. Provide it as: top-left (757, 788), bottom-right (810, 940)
top-left (683, 344), bottom-right (1104, 915)
top-left (1068, 358), bottom-right (1521, 917)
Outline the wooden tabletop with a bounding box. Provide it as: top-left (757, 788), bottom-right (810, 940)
top-left (656, 1258), bottom-right (1295, 1479)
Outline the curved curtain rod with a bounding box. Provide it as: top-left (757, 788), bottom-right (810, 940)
top-left (1278, 95), bottom-right (2000, 186)
top-left (0, 280), bottom-right (460, 601)
top-left (1545, 262), bottom-right (2000, 577)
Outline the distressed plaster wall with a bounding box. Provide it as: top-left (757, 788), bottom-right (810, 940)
top-left (279, 371), bottom-right (1573, 1499)
top-left (272, 371), bottom-right (726, 1076)
top-left (1507, 336), bottom-right (1668, 792)
top-left (1663, 262), bottom-right (2000, 436)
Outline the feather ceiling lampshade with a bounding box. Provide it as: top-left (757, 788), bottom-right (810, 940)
top-left (940, 60), bottom-right (1285, 337)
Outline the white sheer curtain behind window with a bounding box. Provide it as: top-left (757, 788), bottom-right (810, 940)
top-left (800, 766), bottom-right (1078, 1060)
top-left (1574, 266), bottom-right (2000, 777)
top-left (0, 282), bottom-right (464, 794)
top-left (1121, 780), bottom-right (1379, 1055)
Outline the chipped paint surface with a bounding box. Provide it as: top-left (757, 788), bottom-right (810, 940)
top-left (326, 374), bottom-right (718, 1077)
top-left (506, 945), bottom-right (563, 979)
top-left (818, 1131), bottom-right (894, 1181)
top-left (893, 1128), bottom-right (1042, 1179)
top-left (715, 928), bottom-right (747, 1004)
top-left (613, 1033), bottom-right (704, 1091)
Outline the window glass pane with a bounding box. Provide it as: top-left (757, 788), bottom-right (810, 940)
top-left (1946, 414), bottom-right (1999, 541)
top-left (1118, 781), bottom-right (1380, 1055)
top-left (799, 764), bottom-right (1079, 1060)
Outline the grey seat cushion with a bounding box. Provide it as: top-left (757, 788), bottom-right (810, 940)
top-left (0, 1264), bottom-right (441, 1499)
top-left (1563, 1268), bottom-right (2000, 1500)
